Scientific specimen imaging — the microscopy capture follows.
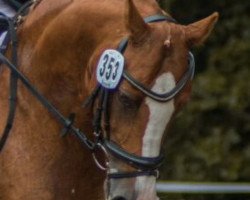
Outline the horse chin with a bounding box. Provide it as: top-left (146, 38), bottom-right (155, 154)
top-left (105, 178), bottom-right (135, 200)
top-left (135, 176), bottom-right (159, 200)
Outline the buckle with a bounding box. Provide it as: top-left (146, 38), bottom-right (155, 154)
top-left (92, 143), bottom-right (110, 171)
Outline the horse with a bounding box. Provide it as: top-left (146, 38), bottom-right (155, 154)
top-left (0, 0), bottom-right (218, 199)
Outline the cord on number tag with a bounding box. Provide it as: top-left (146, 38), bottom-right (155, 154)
top-left (96, 49), bottom-right (125, 89)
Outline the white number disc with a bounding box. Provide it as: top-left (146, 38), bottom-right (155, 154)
top-left (96, 49), bottom-right (125, 89)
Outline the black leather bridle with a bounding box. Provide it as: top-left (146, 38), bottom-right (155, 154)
top-left (73, 15), bottom-right (195, 179)
top-left (0, 3), bottom-right (195, 180)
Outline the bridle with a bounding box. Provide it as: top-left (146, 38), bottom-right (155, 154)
top-left (91, 15), bottom-right (195, 179)
top-left (0, 1), bottom-right (195, 180)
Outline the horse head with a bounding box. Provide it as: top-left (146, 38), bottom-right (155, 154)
top-left (84, 1), bottom-right (218, 199)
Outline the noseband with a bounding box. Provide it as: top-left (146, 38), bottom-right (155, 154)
top-left (0, 5), bottom-right (195, 180)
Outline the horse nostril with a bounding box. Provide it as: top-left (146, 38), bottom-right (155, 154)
top-left (112, 196), bottom-right (127, 200)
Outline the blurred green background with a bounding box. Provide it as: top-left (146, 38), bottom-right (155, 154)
top-left (158, 0), bottom-right (250, 199)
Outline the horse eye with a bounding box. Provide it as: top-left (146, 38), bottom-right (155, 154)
top-left (118, 92), bottom-right (138, 109)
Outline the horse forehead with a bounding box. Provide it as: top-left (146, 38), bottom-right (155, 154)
top-left (154, 23), bottom-right (188, 53)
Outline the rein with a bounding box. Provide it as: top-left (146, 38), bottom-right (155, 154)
top-left (0, 0), bottom-right (43, 152)
top-left (0, 6), bottom-right (195, 179)
top-left (0, 13), bottom-right (18, 152)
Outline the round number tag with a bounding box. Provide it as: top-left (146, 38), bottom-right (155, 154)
top-left (96, 49), bottom-right (125, 89)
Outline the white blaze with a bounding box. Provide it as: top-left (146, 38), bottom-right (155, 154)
top-left (143, 72), bottom-right (176, 156)
top-left (136, 72), bottom-right (176, 199)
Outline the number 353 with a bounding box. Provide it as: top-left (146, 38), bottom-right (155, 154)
top-left (99, 54), bottom-right (120, 80)
top-left (97, 49), bottom-right (125, 89)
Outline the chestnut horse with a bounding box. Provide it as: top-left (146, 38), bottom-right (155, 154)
top-left (0, 0), bottom-right (218, 199)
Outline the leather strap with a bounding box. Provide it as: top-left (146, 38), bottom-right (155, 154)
top-left (0, 0), bottom-right (44, 152)
top-left (104, 140), bottom-right (164, 170)
top-left (0, 14), bottom-right (18, 152)
top-left (108, 170), bottom-right (159, 179)
top-left (0, 53), bottom-right (96, 151)
top-left (123, 52), bottom-right (195, 102)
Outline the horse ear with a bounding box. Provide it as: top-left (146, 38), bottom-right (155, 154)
top-left (126, 0), bottom-right (150, 44)
top-left (185, 12), bottom-right (219, 47)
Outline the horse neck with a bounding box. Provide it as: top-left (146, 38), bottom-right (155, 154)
top-left (16, 2), bottom-right (121, 114)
